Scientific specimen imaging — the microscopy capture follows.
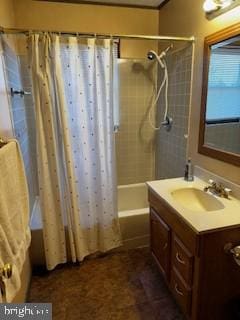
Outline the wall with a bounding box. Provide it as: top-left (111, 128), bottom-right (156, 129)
top-left (0, 0), bottom-right (15, 139)
top-left (116, 59), bottom-right (156, 185)
top-left (156, 45), bottom-right (193, 179)
top-left (13, 0), bottom-right (159, 58)
top-left (0, 0), bottom-right (32, 301)
top-left (0, 41), bottom-right (13, 139)
top-left (2, 35), bottom-right (38, 213)
top-left (0, 0), bottom-right (15, 28)
top-left (0, 35), bottom-right (34, 303)
top-left (159, 0), bottom-right (240, 184)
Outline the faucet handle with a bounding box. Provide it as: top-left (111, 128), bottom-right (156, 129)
top-left (208, 179), bottom-right (215, 185)
top-left (224, 188), bottom-right (232, 198)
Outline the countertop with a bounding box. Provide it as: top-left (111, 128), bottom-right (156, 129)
top-left (147, 177), bottom-right (240, 234)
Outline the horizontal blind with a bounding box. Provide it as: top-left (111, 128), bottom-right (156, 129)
top-left (209, 51), bottom-right (240, 88)
top-left (206, 49), bottom-right (240, 120)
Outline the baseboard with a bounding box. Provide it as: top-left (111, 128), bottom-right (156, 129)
top-left (116, 235), bottom-right (150, 251)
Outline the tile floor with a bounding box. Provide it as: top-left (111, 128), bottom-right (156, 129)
top-left (28, 248), bottom-right (184, 320)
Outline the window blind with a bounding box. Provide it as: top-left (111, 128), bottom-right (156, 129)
top-left (209, 51), bottom-right (240, 88)
top-left (206, 49), bottom-right (240, 121)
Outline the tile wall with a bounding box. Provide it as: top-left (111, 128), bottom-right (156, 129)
top-left (116, 59), bottom-right (157, 185)
top-left (1, 35), bottom-right (38, 213)
top-left (156, 45), bottom-right (193, 179)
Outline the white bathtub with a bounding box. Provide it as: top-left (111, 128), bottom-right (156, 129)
top-left (118, 183), bottom-right (150, 249)
top-left (30, 183), bottom-right (150, 266)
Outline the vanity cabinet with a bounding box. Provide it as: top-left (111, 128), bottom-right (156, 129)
top-left (149, 189), bottom-right (240, 320)
top-left (150, 209), bottom-right (171, 280)
top-left (170, 234), bottom-right (193, 315)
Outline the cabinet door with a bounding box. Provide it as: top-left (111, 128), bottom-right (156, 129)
top-left (170, 268), bottom-right (192, 315)
top-left (172, 234), bottom-right (194, 286)
top-left (150, 208), bottom-right (171, 280)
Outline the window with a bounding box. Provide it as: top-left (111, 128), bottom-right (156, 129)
top-left (206, 48), bottom-right (240, 123)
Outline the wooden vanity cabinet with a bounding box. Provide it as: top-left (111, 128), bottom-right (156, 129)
top-left (150, 208), bottom-right (171, 280)
top-left (149, 190), bottom-right (240, 320)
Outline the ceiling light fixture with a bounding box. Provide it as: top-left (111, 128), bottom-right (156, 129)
top-left (203, 0), bottom-right (234, 13)
top-left (203, 0), bottom-right (220, 13)
top-left (203, 0), bottom-right (240, 18)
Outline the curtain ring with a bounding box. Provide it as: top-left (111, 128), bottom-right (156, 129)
top-left (110, 34), bottom-right (113, 45)
top-left (110, 34), bottom-right (114, 45)
top-left (27, 30), bottom-right (32, 39)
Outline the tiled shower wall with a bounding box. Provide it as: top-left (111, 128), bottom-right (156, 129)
top-left (156, 45), bottom-right (193, 179)
top-left (1, 35), bottom-right (38, 213)
top-left (116, 59), bottom-right (157, 185)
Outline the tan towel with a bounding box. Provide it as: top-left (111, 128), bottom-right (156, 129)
top-left (0, 140), bottom-right (31, 302)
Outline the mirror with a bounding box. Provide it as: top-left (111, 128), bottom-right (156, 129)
top-left (199, 23), bottom-right (240, 166)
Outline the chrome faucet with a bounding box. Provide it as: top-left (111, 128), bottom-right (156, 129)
top-left (204, 179), bottom-right (232, 199)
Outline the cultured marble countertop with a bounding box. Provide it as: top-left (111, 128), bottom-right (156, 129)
top-left (147, 177), bottom-right (240, 234)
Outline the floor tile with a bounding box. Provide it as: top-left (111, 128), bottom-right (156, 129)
top-left (28, 248), bottom-right (184, 320)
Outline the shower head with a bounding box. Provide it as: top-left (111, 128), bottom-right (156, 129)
top-left (147, 45), bottom-right (173, 61)
top-left (147, 50), bottom-right (164, 68)
top-left (147, 50), bottom-right (158, 60)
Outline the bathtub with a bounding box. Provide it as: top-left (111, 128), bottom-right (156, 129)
top-left (30, 183), bottom-right (150, 266)
top-left (118, 183), bottom-right (150, 249)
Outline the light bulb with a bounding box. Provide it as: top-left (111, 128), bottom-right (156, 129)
top-left (203, 0), bottom-right (219, 12)
top-left (219, 0), bottom-right (233, 8)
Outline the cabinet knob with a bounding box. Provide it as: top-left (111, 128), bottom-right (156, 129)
top-left (224, 243), bottom-right (240, 266)
top-left (230, 246), bottom-right (240, 266)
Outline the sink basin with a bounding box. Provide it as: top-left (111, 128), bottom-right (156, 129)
top-left (171, 188), bottom-right (225, 212)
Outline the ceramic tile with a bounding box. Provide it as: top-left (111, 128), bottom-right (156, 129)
top-left (28, 248), bottom-right (185, 320)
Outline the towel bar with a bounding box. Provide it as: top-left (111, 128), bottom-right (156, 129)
top-left (10, 88), bottom-right (31, 97)
top-left (0, 263), bottom-right (12, 280)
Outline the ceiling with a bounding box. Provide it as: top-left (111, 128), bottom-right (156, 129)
top-left (39, 0), bottom-right (169, 9)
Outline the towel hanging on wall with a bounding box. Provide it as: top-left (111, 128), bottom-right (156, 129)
top-left (0, 140), bottom-right (31, 302)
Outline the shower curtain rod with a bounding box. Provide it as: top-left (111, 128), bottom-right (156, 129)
top-left (0, 26), bottom-right (195, 43)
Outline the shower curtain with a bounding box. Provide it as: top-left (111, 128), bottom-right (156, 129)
top-left (29, 34), bottom-right (122, 270)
